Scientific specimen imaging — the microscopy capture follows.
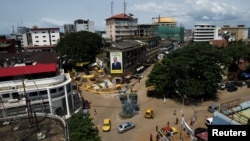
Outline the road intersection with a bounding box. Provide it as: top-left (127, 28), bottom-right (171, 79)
top-left (80, 65), bottom-right (250, 141)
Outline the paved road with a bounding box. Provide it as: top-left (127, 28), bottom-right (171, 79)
top-left (80, 65), bottom-right (250, 141)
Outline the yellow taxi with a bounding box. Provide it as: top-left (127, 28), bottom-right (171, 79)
top-left (144, 108), bottom-right (153, 119)
top-left (102, 118), bottom-right (111, 132)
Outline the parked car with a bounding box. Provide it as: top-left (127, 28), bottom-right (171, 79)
top-left (218, 83), bottom-right (226, 90)
top-left (144, 108), bottom-right (154, 119)
top-left (230, 81), bottom-right (244, 87)
top-left (133, 73), bottom-right (144, 79)
top-left (102, 118), bottom-right (111, 132)
top-left (158, 126), bottom-right (178, 137)
top-left (207, 104), bottom-right (219, 113)
top-left (116, 122), bottom-right (135, 133)
top-left (226, 84), bottom-right (238, 92)
top-left (205, 117), bottom-right (213, 126)
top-left (83, 100), bottom-right (90, 109)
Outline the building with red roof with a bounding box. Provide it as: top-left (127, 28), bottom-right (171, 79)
top-left (106, 13), bottom-right (138, 42)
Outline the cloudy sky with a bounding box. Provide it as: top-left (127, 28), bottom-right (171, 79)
top-left (1, 0), bottom-right (250, 34)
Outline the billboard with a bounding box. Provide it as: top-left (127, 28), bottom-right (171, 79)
top-left (110, 52), bottom-right (123, 73)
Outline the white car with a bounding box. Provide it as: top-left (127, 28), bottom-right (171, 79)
top-left (116, 122), bottom-right (135, 133)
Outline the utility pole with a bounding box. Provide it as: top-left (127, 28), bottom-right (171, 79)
top-left (22, 80), bottom-right (35, 126)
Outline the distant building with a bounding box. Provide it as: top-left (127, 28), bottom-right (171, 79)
top-left (193, 24), bottom-right (219, 42)
top-left (137, 24), bottom-right (157, 37)
top-left (0, 36), bottom-right (17, 53)
top-left (74, 19), bottom-right (95, 33)
top-left (30, 27), bottom-right (60, 47)
top-left (106, 13), bottom-right (138, 42)
top-left (152, 16), bottom-right (184, 42)
top-left (219, 25), bottom-right (249, 41)
top-left (152, 16), bottom-right (177, 27)
top-left (64, 24), bottom-right (75, 34)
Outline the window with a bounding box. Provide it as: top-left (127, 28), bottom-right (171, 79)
top-left (66, 84), bottom-right (71, 93)
top-left (2, 93), bottom-right (10, 98)
top-left (39, 90), bottom-right (47, 95)
top-left (43, 40), bottom-right (46, 42)
top-left (12, 92), bottom-right (19, 99)
top-left (35, 36), bottom-right (38, 38)
top-left (43, 36), bottom-right (46, 38)
top-left (50, 88), bottom-right (57, 93)
top-left (58, 87), bottom-right (64, 92)
top-left (29, 92), bottom-right (38, 97)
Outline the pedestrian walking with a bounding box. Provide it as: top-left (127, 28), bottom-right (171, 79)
top-left (150, 133), bottom-right (153, 141)
top-left (176, 117), bottom-right (179, 124)
top-left (167, 121), bottom-right (169, 127)
top-left (156, 125), bottom-right (158, 132)
top-left (94, 109), bottom-right (97, 115)
top-left (156, 133), bottom-right (160, 141)
top-left (173, 109), bottom-right (176, 116)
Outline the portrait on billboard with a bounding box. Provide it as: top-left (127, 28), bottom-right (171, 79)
top-left (110, 52), bottom-right (123, 74)
top-left (112, 56), bottom-right (121, 70)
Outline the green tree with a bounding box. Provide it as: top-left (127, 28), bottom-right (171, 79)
top-left (68, 112), bottom-right (101, 141)
top-left (56, 31), bottom-right (102, 64)
top-left (146, 42), bottom-right (226, 103)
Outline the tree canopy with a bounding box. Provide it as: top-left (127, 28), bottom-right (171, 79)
top-left (55, 31), bottom-right (102, 64)
top-left (146, 42), bottom-right (250, 104)
top-left (68, 112), bottom-right (101, 141)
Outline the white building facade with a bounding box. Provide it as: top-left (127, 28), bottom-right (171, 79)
top-left (30, 27), bottom-right (60, 46)
top-left (193, 24), bottom-right (219, 42)
top-left (0, 73), bottom-right (80, 119)
top-left (74, 19), bottom-right (95, 33)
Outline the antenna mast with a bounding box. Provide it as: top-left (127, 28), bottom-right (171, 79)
top-left (111, 0), bottom-right (113, 16)
top-left (123, 0), bottom-right (126, 14)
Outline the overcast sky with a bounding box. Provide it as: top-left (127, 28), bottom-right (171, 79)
top-left (1, 0), bottom-right (250, 34)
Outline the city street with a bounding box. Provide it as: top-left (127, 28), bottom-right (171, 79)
top-left (80, 65), bottom-right (250, 141)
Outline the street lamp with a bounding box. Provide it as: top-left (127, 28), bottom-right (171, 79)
top-left (176, 90), bottom-right (185, 114)
top-left (176, 90), bottom-right (186, 141)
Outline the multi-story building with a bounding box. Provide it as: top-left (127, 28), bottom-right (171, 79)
top-left (0, 52), bottom-right (81, 119)
top-left (219, 25), bottom-right (249, 41)
top-left (106, 13), bottom-right (138, 42)
top-left (30, 27), bottom-right (60, 46)
top-left (152, 16), bottom-right (184, 42)
top-left (137, 24), bottom-right (157, 37)
top-left (0, 36), bottom-right (16, 53)
top-left (64, 24), bottom-right (75, 34)
top-left (74, 19), bottom-right (95, 33)
top-left (193, 24), bottom-right (219, 42)
top-left (101, 36), bottom-right (161, 83)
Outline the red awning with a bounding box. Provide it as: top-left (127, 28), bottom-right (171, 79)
top-left (0, 63), bottom-right (57, 77)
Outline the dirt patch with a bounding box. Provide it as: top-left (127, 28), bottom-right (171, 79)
top-left (0, 117), bottom-right (65, 141)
